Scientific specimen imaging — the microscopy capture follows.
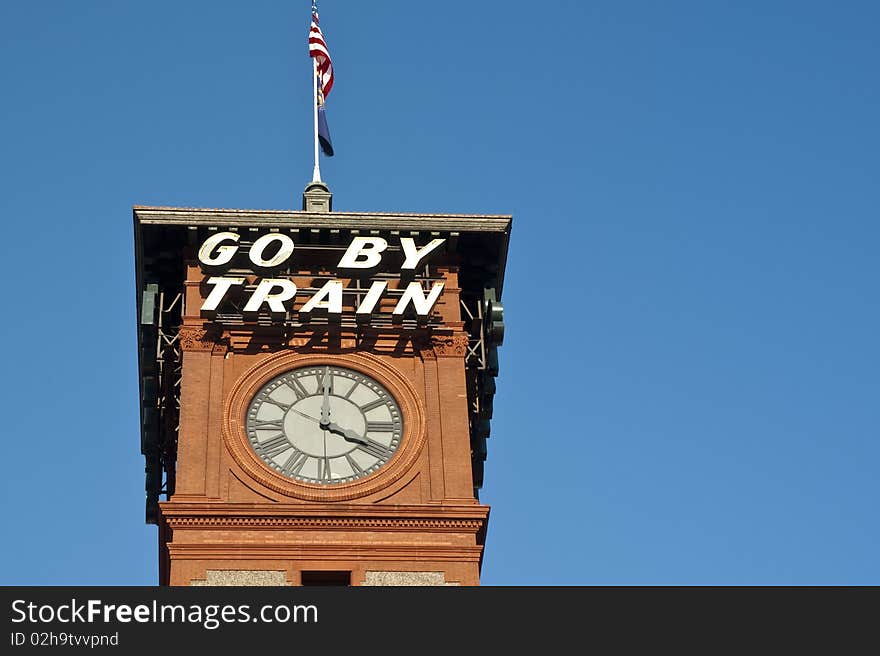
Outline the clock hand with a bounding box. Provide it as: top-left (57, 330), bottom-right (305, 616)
top-left (320, 366), bottom-right (331, 426)
top-left (289, 408), bottom-right (321, 423)
top-left (324, 422), bottom-right (368, 446)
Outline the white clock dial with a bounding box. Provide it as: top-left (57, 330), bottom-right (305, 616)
top-left (245, 365), bottom-right (403, 484)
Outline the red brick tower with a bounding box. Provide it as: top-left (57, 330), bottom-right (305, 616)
top-left (134, 186), bottom-right (510, 585)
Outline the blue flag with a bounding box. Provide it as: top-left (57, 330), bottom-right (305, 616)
top-left (317, 105), bottom-right (334, 157)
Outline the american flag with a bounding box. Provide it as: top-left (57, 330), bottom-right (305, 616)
top-left (309, 2), bottom-right (334, 100)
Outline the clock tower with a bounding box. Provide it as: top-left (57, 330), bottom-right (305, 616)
top-left (134, 186), bottom-right (510, 586)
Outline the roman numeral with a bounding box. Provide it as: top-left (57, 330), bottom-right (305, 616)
top-left (343, 380), bottom-right (359, 399)
top-left (262, 397), bottom-right (291, 411)
top-left (359, 398), bottom-right (386, 413)
top-left (256, 434), bottom-right (291, 458)
top-left (315, 368), bottom-right (332, 394)
top-left (281, 449), bottom-right (308, 476)
top-left (318, 457), bottom-right (332, 480)
top-left (286, 377), bottom-right (309, 400)
top-left (252, 419), bottom-right (284, 430)
top-left (358, 437), bottom-right (394, 460)
top-left (345, 454), bottom-right (364, 475)
top-left (366, 421), bottom-right (395, 433)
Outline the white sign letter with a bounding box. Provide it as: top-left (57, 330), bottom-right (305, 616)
top-left (249, 233), bottom-right (295, 269)
top-left (400, 238), bottom-right (446, 271)
top-left (355, 281), bottom-right (388, 318)
top-left (299, 280), bottom-right (343, 319)
top-left (393, 281), bottom-right (445, 319)
top-left (243, 278), bottom-right (297, 318)
top-left (201, 276), bottom-right (246, 317)
top-left (337, 237), bottom-right (388, 269)
top-left (198, 232), bottom-right (240, 268)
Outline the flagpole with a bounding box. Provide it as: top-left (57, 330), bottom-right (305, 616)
top-left (311, 57), bottom-right (322, 183)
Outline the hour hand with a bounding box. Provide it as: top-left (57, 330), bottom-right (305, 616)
top-left (324, 422), bottom-right (367, 445)
top-left (320, 367), bottom-right (331, 425)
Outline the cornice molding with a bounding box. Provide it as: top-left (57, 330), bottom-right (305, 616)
top-left (160, 501), bottom-right (489, 516)
top-left (134, 206), bottom-right (512, 234)
top-left (164, 516), bottom-right (484, 532)
top-left (167, 543), bottom-right (484, 563)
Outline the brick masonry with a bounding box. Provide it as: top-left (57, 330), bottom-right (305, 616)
top-left (159, 253), bottom-right (490, 586)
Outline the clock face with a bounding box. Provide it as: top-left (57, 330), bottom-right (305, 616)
top-left (245, 365), bottom-right (403, 485)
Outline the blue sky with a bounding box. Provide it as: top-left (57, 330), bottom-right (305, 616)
top-left (0, 1), bottom-right (877, 585)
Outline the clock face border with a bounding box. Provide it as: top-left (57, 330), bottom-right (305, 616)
top-left (223, 351), bottom-right (427, 502)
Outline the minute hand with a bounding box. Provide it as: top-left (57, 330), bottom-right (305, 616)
top-left (323, 422), bottom-right (368, 445)
top-left (320, 369), bottom-right (331, 425)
